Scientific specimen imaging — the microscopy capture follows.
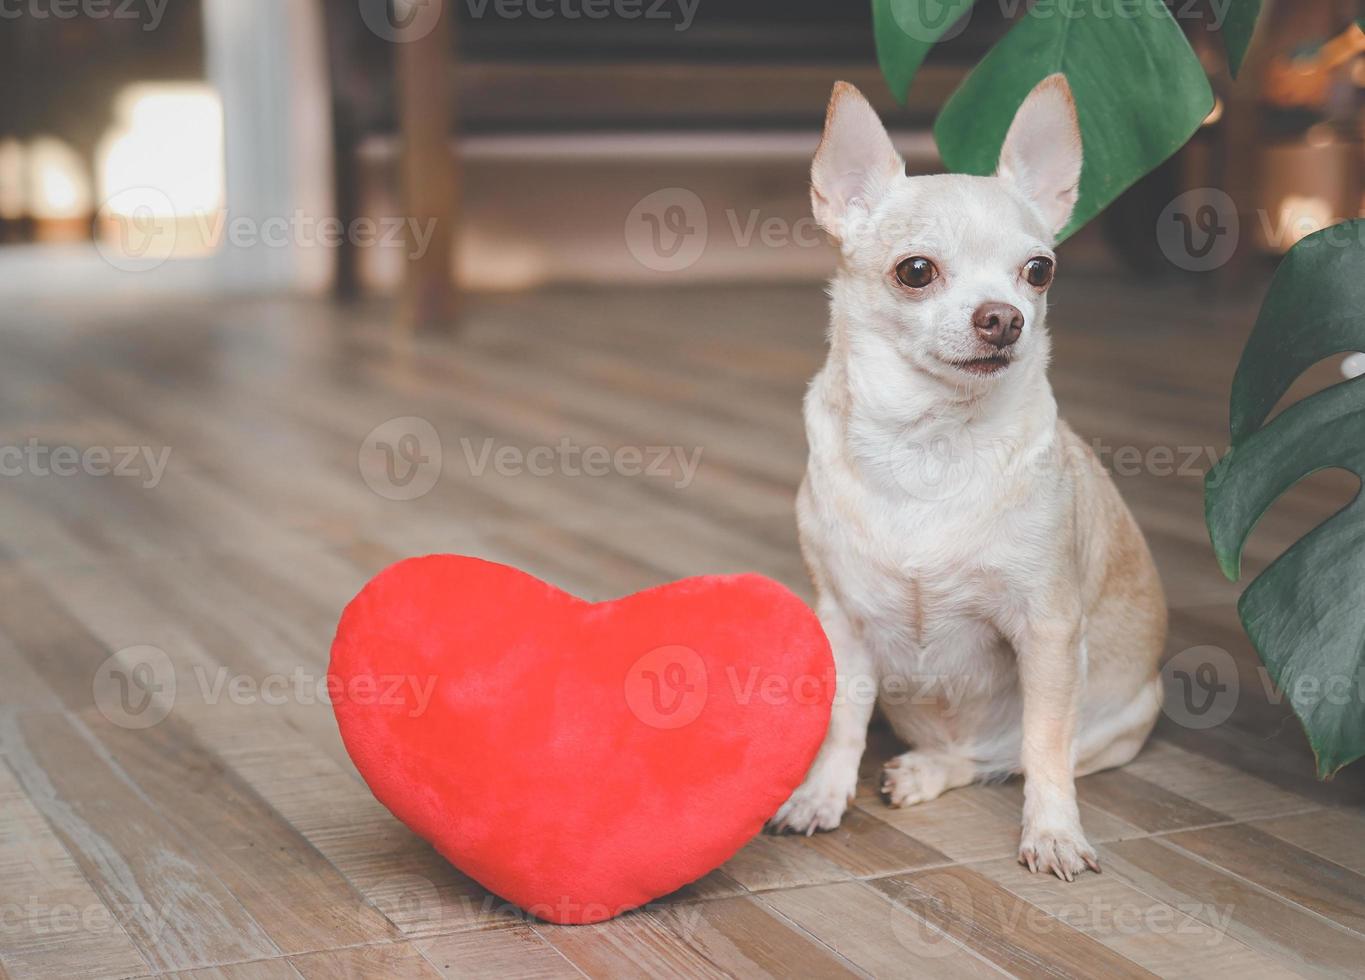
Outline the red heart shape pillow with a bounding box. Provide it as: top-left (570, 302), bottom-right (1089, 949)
top-left (329, 556), bottom-right (832, 924)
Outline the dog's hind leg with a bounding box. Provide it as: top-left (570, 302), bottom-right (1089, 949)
top-left (1075, 675), bottom-right (1163, 777)
top-left (879, 750), bottom-right (981, 807)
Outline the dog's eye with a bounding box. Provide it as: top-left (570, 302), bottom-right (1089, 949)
top-left (1024, 257), bottom-right (1055, 289)
top-left (895, 257), bottom-right (937, 289)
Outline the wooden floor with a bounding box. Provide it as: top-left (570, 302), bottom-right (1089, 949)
top-left (1, 278), bottom-right (1364, 979)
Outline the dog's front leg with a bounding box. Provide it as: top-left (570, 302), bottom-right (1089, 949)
top-left (1015, 609), bottom-right (1100, 880)
top-left (767, 601), bottom-right (875, 834)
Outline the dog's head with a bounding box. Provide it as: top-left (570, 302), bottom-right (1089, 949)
top-left (812, 75), bottom-right (1081, 387)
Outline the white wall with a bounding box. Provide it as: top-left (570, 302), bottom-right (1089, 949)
top-left (201, 0), bottom-right (335, 293)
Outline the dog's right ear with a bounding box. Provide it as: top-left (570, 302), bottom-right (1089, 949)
top-left (811, 82), bottom-right (903, 240)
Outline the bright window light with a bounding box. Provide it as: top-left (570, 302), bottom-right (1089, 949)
top-left (26, 136), bottom-right (92, 220)
top-left (97, 83), bottom-right (225, 219)
top-left (0, 139), bottom-right (24, 220)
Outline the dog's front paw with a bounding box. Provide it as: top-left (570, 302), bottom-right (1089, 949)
top-left (767, 766), bottom-right (857, 835)
top-left (1018, 822), bottom-right (1100, 882)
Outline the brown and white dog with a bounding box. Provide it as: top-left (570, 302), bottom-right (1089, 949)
top-left (767, 75), bottom-right (1167, 880)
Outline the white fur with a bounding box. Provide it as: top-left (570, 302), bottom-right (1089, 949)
top-left (768, 76), bottom-right (1166, 883)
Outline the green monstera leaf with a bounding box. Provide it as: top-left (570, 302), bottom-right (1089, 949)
top-left (1219, 0), bottom-right (1263, 78)
top-left (932, 0), bottom-right (1214, 241)
top-left (872, 0), bottom-right (979, 102)
top-left (871, 2), bottom-right (1268, 235)
top-left (1206, 220), bottom-right (1365, 778)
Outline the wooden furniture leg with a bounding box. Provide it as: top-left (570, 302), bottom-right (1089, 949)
top-left (394, 1), bottom-right (459, 328)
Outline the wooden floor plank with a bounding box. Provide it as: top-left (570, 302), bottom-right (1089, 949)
top-left (1161, 823), bottom-right (1365, 936)
top-left (290, 943), bottom-right (445, 979)
top-left (651, 870), bottom-right (748, 906)
top-left (1253, 809), bottom-right (1365, 876)
top-left (75, 706), bottom-right (403, 955)
top-left (1101, 836), bottom-right (1365, 977)
top-left (0, 556), bottom-right (434, 956)
top-left (967, 781), bottom-right (1147, 847)
top-left (792, 806), bottom-right (951, 878)
top-left (164, 960), bottom-right (304, 980)
top-left (0, 566), bottom-right (155, 712)
top-left (0, 756), bottom-right (149, 980)
top-left (868, 865), bottom-right (1157, 979)
top-left (972, 856), bottom-right (1300, 979)
top-left (853, 789), bottom-right (1021, 865)
top-left (0, 712), bottom-right (279, 973)
top-left (646, 896), bottom-right (865, 978)
top-left (9, 546), bottom-right (360, 787)
top-left (534, 909), bottom-right (729, 979)
top-left (1074, 768), bottom-right (1228, 834)
top-left (759, 880), bottom-right (1006, 978)
top-left (539, 896), bottom-right (863, 979)
top-left (719, 831), bottom-right (854, 892)
top-left (180, 702), bottom-right (516, 938)
top-left (419, 927), bottom-right (583, 980)
top-left (1123, 741), bottom-right (1317, 822)
top-left (0, 631), bottom-right (63, 713)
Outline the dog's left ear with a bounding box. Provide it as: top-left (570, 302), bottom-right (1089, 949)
top-left (996, 74), bottom-right (1082, 237)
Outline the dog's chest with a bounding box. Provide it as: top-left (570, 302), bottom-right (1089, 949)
top-left (805, 455), bottom-right (1059, 653)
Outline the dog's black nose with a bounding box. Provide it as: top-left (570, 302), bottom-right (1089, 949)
top-left (973, 303), bottom-right (1024, 349)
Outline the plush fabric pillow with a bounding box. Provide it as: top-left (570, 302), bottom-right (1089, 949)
top-left (329, 555), bottom-right (833, 924)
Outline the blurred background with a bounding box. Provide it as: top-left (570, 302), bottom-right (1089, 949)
top-left (0, 0), bottom-right (1360, 316)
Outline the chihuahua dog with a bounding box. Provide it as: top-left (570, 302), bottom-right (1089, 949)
top-left (767, 76), bottom-right (1167, 880)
